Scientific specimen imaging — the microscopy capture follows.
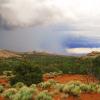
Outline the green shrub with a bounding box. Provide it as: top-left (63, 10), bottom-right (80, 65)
top-left (38, 82), bottom-right (51, 89)
top-left (97, 88), bottom-right (100, 93)
top-left (80, 84), bottom-right (91, 92)
top-left (2, 88), bottom-right (17, 99)
top-left (62, 81), bottom-right (82, 96)
top-left (70, 86), bottom-right (81, 96)
top-left (3, 71), bottom-right (13, 76)
top-left (35, 91), bottom-right (52, 100)
top-left (10, 61), bottom-right (43, 85)
top-left (38, 79), bottom-right (57, 89)
top-left (14, 82), bottom-right (25, 89)
top-left (54, 83), bottom-right (64, 92)
top-left (12, 86), bottom-right (38, 100)
top-left (0, 85), bottom-right (4, 93)
top-left (30, 84), bottom-right (37, 89)
top-left (63, 84), bottom-right (72, 93)
top-left (80, 83), bottom-right (97, 93)
top-left (89, 83), bottom-right (97, 92)
top-left (92, 56), bottom-right (100, 79)
top-left (47, 79), bottom-right (57, 85)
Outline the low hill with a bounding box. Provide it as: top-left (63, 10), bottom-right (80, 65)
top-left (21, 51), bottom-right (67, 57)
top-left (87, 51), bottom-right (100, 57)
top-left (0, 49), bottom-right (21, 58)
top-left (80, 51), bottom-right (100, 59)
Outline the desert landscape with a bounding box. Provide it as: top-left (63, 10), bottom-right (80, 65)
top-left (0, 50), bottom-right (100, 100)
top-left (0, 0), bottom-right (100, 100)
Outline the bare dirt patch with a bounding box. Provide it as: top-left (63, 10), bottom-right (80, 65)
top-left (50, 74), bottom-right (98, 83)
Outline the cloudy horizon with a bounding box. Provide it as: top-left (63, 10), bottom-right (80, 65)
top-left (0, 0), bottom-right (100, 55)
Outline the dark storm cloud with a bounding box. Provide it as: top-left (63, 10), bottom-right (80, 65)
top-left (0, 0), bottom-right (100, 54)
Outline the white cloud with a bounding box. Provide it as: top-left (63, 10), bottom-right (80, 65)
top-left (0, 0), bottom-right (62, 27)
top-left (65, 48), bottom-right (100, 54)
top-left (0, 0), bottom-right (100, 29)
top-left (0, 0), bottom-right (100, 53)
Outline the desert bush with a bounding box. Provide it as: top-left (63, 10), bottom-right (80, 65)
top-left (80, 83), bottom-right (97, 93)
top-left (38, 79), bottom-right (57, 89)
top-left (63, 85), bottom-right (70, 93)
top-left (0, 85), bottom-right (4, 93)
top-left (47, 79), bottom-right (57, 85)
top-left (54, 83), bottom-right (64, 92)
top-left (53, 80), bottom-right (100, 96)
top-left (63, 85), bottom-right (81, 96)
top-left (30, 84), bottom-right (37, 89)
top-left (70, 86), bottom-right (81, 96)
top-left (89, 83), bottom-right (97, 92)
top-left (97, 87), bottom-right (100, 93)
top-left (38, 82), bottom-right (51, 89)
top-left (62, 81), bottom-right (82, 96)
top-left (12, 86), bottom-right (38, 100)
top-left (80, 84), bottom-right (91, 92)
top-left (49, 71), bottom-right (63, 77)
top-left (35, 91), bottom-right (52, 100)
top-left (58, 71), bottom-right (63, 75)
top-left (2, 88), bottom-right (17, 99)
top-left (3, 71), bottom-right (13, 76)
top-left (14, 82), bottom-right (25, 90)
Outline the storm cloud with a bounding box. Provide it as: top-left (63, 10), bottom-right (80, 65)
top-left (0, 0), bottom-right (100, 54)
top-left (1, 0), bottom-right (100, 32)
top-left (0, 0), bottom-right (62, 27)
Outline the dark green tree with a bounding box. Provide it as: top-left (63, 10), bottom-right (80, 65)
top-left (10, 61), bottom-right (43, 85)
top-left (92, 56), bottom-right (100, 79)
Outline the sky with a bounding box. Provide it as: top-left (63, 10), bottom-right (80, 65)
top-left (0, 0), bottom-right (100, 55)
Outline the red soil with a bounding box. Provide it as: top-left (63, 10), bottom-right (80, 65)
top-left (0, 97), bottom-right (4, 100)
top-left (45, 74), bottom-right (100, 100)
top-left (0, 79), bottom-right (8, 84)
top-left (54, 93), bottom-right (100, 100)
top-left (0, 79), bottom-right (8, 86)
top-left (79, 93), bottom-right (100, 100)
top-left (68, 93), bottom-right (100, 100)
top-left (44, 74), bottom-right (98, 83)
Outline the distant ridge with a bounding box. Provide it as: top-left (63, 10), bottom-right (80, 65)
top-left (1, 49), bottom-right (99, 58)
top-left (0, 49), bottom-right (67, 58)
top-left (0, 49), bottom-right (21, 58)
top-left (81, 51), bottom-right (100, 59)
top-left (24, 51), bottom-right (60, 56)
top-left (86, 51), bottom-right (100, 57)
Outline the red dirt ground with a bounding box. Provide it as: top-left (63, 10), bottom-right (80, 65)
top-left (79, 93), bottom-right (100, 100)
top-left (0, 97), bottom-right (4, 100)
top-left (54, 93), bottom-right (100, 100)
top-left (0, 79), bottom-right (8, 84)
top-left (0, 78), bottom-right (8, 87)
top-left (45, 74), bottom-right (100, 100)
top-left (44, 74), bottom-right (98, 83)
